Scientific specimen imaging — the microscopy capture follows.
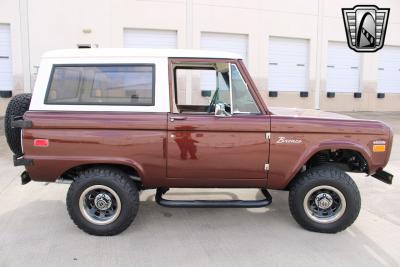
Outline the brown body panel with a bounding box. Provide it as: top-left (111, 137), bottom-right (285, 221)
top-left (166, 114), bottom-right (270, 185)
top-left (23, 110), bottom-right (392, 190)
top-left (23, 111), bottom-right (271, 188)
top-left (267, 115), bottom-right (392, 189)
top-left (23, 112), bottom-right (168, 188)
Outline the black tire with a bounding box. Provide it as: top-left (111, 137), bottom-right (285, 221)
top-left (66, 167), bottom-right (139, 236)
top-left (4, 93), bottom-right (32, 156)
top-left (289, 165), bottom-right (361, 233)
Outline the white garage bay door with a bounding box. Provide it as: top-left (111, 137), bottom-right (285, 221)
top-left (327, 42), bottom-right (360, 92)
top-left (0, 24), bottom-right (12, 93)
top-left (123, 29), bottom-right (177, 49)
top-left (268, 37), bottom-right (309, 92)
top-left (201, 32), bottom-right (248, 63)
top-left (200, 32), bottom-right (248, 92)
top-left (378, 46), bottom-right (400, 93)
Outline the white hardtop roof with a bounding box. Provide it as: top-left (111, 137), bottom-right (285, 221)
top-left (42, 48), bottom-right (243, 59)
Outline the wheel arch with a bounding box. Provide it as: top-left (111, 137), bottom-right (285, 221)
top-left (59, 162), bottom-right (143, 186)
top-left (284, 142), bottom-right (371, 190)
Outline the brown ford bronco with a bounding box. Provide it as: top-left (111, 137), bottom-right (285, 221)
top-left (4, 49), bottom-right (394, 236)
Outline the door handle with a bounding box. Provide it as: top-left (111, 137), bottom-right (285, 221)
top-left (170, 116), bottom-right (187, 122)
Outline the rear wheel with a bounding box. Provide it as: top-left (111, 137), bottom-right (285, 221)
top-left (66, 167), bottom-right (139, 236)
top-left (289, 165), bottom-right (361, 233)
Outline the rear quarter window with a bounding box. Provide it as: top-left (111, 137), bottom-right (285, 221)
top-left (45, 64), bottom-right (155, 106)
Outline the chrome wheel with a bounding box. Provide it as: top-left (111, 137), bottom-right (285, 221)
top-left (79, 185), bottom-right (121, 225)
top-left (303, 185), bottom-right (346, 224)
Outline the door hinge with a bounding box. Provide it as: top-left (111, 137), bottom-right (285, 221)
top-left (264, 163), bottom-right (270, 172)
top-left (265, 132), bottom-right (271, 140)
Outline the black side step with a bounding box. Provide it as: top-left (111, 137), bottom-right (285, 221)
top-left (155, 188), bottom-right (272, 208)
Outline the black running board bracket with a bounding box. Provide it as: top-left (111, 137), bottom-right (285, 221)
top-left (155, 188), bottom-right (272, 208)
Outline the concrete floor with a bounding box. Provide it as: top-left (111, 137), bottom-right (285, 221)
top-left (0, 112), bottom-right (399, 267)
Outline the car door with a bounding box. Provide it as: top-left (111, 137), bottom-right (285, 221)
top-left (166, 59), bottom-right (270, 187)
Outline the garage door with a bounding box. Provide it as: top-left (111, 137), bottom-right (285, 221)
top-left (326, 42), bottom-right (360, 92)
top-left (0, 24), bottom-right (12, 93)
top-left (123, 29), bottom-right (177, 49)
top-left (378, 46), bottom-right (400, 93)
top-left (200, 32), bottom-right (248, 92)
top-left (201, 32), bottom-right (248, 63)
top-left (268, 37), bottom-right (309, 92)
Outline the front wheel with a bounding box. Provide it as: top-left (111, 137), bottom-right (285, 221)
top-left (66, 167), bottom-right (139, 236)
top-left (289, 165), bottom-right (361, 233)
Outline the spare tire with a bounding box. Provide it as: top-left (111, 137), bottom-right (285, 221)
top-left (4, 93), bottom-right (32, 156)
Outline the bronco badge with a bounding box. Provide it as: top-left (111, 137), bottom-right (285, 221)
top-left (276, 137), bottom-right (302, 144)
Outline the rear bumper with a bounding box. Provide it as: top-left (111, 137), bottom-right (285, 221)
top-left (372, 169), bottom-right (394, 185)
top-left (13, 155), bottom-right (33, 166)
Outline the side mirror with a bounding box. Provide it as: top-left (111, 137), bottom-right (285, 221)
top-left (215, 103), bottom-right (231, 117)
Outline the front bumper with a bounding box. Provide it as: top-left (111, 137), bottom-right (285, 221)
top-left (372, 169), bottom-right (394, 185)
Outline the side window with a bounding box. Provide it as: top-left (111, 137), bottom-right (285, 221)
top-left (46, 65), bottom-right (155, 105)
top-left (174, 65), bottom-right (231, 113)
top-left (47, 68), bottom-right (81, 100)
top-left (175, 68), bottom-right (216, 107)
top-left (172, 62), bottom-right (260, 115)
